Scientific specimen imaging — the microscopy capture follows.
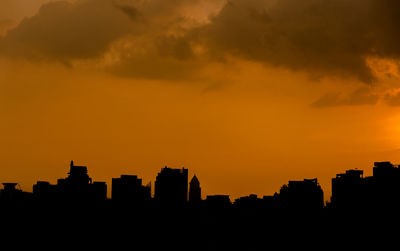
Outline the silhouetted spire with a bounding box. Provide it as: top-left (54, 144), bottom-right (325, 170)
top-left (189, 174), bottom-right (201, 202)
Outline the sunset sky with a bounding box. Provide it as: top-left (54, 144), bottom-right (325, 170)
top-left (2, 0), bottom-right (400, 201)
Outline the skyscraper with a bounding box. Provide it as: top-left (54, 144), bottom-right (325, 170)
top-left (56, 160), bottom-right (107, 201)
top-left (154, 166), bottom-right (188, 203)
top-left (331, 169), bottom-right (365, 209)
top-left (279, 178), bottom-right (324, 211)
top-left (112, 175), bottom-right (151, 203)
top-left (189, 175), bottom-right (201, 202)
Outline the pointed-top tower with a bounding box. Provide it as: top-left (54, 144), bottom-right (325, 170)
top-left (189, 174), bottom-right (201, 202)
top-left (67, 160), bottom-right (91, 185)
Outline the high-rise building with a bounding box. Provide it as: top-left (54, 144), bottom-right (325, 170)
top-left (33, 181), bottom-right (58, 201)
top-left (66, 160), bottom-right (92, 186)
top-left (56, 160), bottom-right (107, 201)
top-left (154, 166), bottom-right (188, 203)
top-left (189, 175), bottom-right (201, 202)
top-left (331, 169), bottom-right (365, 209)
top-left (112, 175), bottom-right (151, 203)
top-left (370, 162), bottom-right (400, 208)
top-left (279, 178), bottom-right (324, 211)
top-left (234, 194), bottom-right (263, 209)
top-left (330, 162), bottom-right (400, 211)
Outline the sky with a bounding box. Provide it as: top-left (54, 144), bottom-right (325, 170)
top-left (1, 0), bottom-right (400, 201)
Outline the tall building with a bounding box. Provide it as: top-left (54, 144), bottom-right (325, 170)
top-left (189, 175), bottom-right (201, 202)
top-left (279, 178), bottom-right (324, 211)
top-left (234, 194), bottom-right (263, 210)
top-left (57, 160), bottom-right (92, 200)
top-left (370, 161), bottom-right (400, 208)
top-left (33, 181), bottom-right (58, 201)
top-left (55, 160), bottom-right (107, 201)
top-left (66, 160), bottom-right (92, 186)
top-left (331, 169), bottom-right (365, 209)
top-left (330, 162), bottom-right (400, 210)
top-left (154, 166), bottom-right (188, 203)
top-left (372, 162), bottom-right (400, 187)
top-left (112, 175), bottom-right (151, 203)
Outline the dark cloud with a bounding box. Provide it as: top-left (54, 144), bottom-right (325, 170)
top-left (311, 87), bottom-right (379, 107)
top-left (107, 43), bottom-right (203, 81)
top-left (2, 0), bottom-right (400, 84)
top-left (0, 0), bottom-right (134, 60)
top-left (191, 0), bottom-right (400, 83)
top-left (113, 2), bottom-right (141, 21)
top-left (0, 0), bottom-right (211, 79)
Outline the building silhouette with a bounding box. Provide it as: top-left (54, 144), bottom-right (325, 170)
top-left (330, 162), bottom-right (400, 211)
top-left (59, 160), bottom-right (107, 201)
top-left (189, 174), bottom-right (201, 202)
top-left (0, 183), bottom-right (31, 204)
top-left (372, 161), bottom-right (400, 206)
top-left (279, 178), bottom-right (324, 212)
top-left (112, 175), bottom-right (151, 203)
top-left (1, 183), bottom-right (21, 198)
top-left (33, 181), bottom-right (58, 201)
top-left (234, 194), bottom-right (264, 212)
top-left (331, 169), bottom-right (365, 209)
top-left (32, 161), bottom-right (107, 203)
top-left (154, 166), bottom-right (188, 203)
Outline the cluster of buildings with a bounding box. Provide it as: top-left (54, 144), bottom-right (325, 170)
top-left (32, 161), bottom-right (107, 202)
top-left (0, 161), bottom-right (201, 207)
top-left (1, 161), bottom-right (400, 213)
top-left (330, 161), bottom-right (400, 210)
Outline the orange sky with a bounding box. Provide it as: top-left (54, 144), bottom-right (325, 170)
top-left (2, 0), bottom-right (400, 201)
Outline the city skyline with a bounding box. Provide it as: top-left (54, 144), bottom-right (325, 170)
top-left (2, 159), bottom-right (397, 204)
top-left (3, 0), bottom-right (400, 208)
top-left (2, 159), bottom-right (397, 249)
top-left (3, 1), bottom-right (400, 248)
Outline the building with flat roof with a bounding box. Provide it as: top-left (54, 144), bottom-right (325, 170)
top-left (154, 166), bottom-right (188, 204)
top-left (112, 175), bottom-right (151, 203)
top-left (279, 178), bottom-right (324, 211)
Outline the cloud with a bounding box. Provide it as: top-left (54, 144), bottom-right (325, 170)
top-left (107, 48), bottom-right (203, 81)
top-left (311, 87), bottom-right (379, 107)
top-left (2, 0), bottom-right (400, 84)
top-left (0, 0), bottom-right (221, 80)
top-left (113, 2), bottom-right (140, 22)
top-left (0, 0), bottom-right (134, 60)
top-left (112, 0), bottom-right (400, 83)
top-left (191, 0), bottom-right (400, 83)
top-left (101, 0), bottom-right (224, 80)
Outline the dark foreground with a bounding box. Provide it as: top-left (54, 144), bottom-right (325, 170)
top-left (1, 201), bottom-right (398, 250)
